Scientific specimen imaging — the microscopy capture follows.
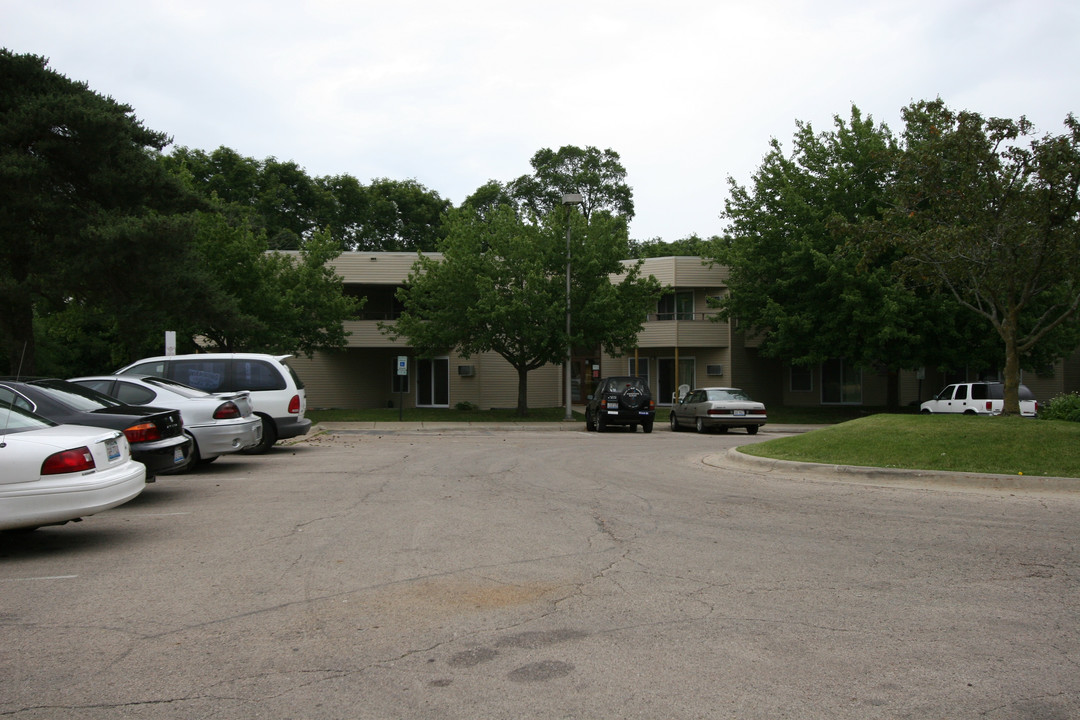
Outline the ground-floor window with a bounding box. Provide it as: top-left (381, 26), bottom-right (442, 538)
top-left (790, 365), bottom-right (813, 393)
top-left (628, 357), bottom-right (649, 384)
top-left (659, 357), bottom-right (695, 404)
top-left (416, 357), bottom-right (449, 407)
top-left (821, 358), bottom-right (862, 404)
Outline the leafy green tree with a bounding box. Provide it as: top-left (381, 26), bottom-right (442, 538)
top-left (0, 50), bottom-right (205, 375)
top-left (180, 212), bottom-right (359, 356)
top-left (164, 146), bottom-right (335, 250)
top-left (887, 99), bottom-right (1080, 414)
top-left (629, 234), bottom-right (717, 258)
top-left (343, 177), bottom-right (451, 251)
top-left (510, 146), bottom-right (635, 222)
top-left (712, 105), bottom-right (1002, 406)
top-left (717, 108), bottom-right (910, 364)
top-left (387, 204), bottom-right (660, 416)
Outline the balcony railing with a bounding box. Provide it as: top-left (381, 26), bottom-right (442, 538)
top-left (352, 310), bottom-right (404, 321)
top-left (648, 312), bottom-right (721, 322)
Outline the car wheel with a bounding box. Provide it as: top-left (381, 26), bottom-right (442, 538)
top-left (696, 417), bottom-right (707, 433)
top-left (597, 414), bottom-right (607, 432)
top-left (643, 421), bottom-right (653, 434)
top-left (244, 415), bottom-right (277, 454)
top-left (920, 409), bottom-right (931, 414)
top-left (746, 425), bottom-right (759, 435)
top-left (585, 410), bottom-right (596, 432)
top-left (669, 413), bottom-right (679, 431)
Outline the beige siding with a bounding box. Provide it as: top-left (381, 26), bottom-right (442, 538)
top-left (329, 252), bottom-right (438, 283)
top-left (343, 321), bottom-right (405, 347)
top-left (622, 256), bottom-right (730, 287)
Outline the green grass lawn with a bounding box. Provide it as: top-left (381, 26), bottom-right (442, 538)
top-left (739, 414), bottom-right (1080, 478)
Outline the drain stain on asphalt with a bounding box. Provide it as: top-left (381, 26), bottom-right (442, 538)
top-left (507, 660), bottom-right (574, 682)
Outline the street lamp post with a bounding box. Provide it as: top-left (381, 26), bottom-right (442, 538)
top-left (562, 193), bottom-right (583, 421)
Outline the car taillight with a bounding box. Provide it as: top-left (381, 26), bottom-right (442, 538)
top-left (42, 447), bottom-right (95, 475)
top-left (124, 422), bottom-right (162, 444)
top-left (986, 401), bottom-right (993, 412)
top-left (214, 402), bottom-right (241, 419)
top-left (288, 395), bottom-right (300, 414)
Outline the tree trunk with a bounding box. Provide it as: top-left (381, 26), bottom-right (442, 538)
top-left (515, 365), bottom-right (530, 417)
top-left (1001, 307), bottom-right (1021, 416)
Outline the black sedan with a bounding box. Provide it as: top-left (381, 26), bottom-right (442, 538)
top-left (0, 378), bottom-right (193, 478)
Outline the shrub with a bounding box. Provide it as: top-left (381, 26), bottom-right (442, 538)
top-left (454, 401), bottom-right (479, 412)
top-left (1040, 392), bottom-right (1080, 422)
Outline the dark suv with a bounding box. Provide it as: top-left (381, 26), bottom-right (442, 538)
top-left (585, 376), bottom-right (655, 433)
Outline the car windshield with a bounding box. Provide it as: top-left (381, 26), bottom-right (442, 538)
top-left (144, 376), bottom-right (212, 399)
top-left (32, 379), bottom-right (123, 411)
top-left (0, 404), bottom-right (57, 434)
top-left (706, 388), bottom-right (752, 402)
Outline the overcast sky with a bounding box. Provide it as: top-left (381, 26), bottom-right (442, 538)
top-left (5, 1), bottom-right (1078, 242)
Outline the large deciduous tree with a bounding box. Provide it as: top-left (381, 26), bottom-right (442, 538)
top-left (510, 145), bottom-right (635, 222)
top-left (0, 50), bottom-right (204, 375)
top-left (387, 202), bottom-right (660, 416)
top-left (714, 106), bottom-right (986, 397)
top-left (887, 99), bottom-right (1080, 414)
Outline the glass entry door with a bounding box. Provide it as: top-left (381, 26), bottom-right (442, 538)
top-left (659, 357), bottom-right (695, 405)
top-left (417, 357), bottom-right (449, 407)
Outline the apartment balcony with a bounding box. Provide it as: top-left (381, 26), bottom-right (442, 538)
top-left (636, 312), bottom-right (730, 348)
top-left (344, 311), bottom-right (404, 347)
top-left (343, 311), bottom-right (731, 349)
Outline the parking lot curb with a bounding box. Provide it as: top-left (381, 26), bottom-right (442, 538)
top-left (711, 447), bottom-right (1080, 494)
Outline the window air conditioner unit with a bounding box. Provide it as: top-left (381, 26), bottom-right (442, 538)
top-left (458, 365), bottom-right (475, 377)
top-left (706, 364), bottom-right (724, 376)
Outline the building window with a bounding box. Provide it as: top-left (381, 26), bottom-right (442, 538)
top-left (629, 357), bottom-right (649, 384)
top-left (790, 365), bottom-right (813, 393)
top-left (656, 291), bottom-right (694, 320)
top-left (821, 359), bottom-right (862, 404)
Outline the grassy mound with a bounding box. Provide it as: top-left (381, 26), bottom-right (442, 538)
top-left (739, 414), bottom-right (1080, 478)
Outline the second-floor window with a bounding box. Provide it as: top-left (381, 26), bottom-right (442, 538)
top-left (656, 291), bottom-right (693, 321)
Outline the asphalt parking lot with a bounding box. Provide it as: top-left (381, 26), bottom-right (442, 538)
top-left (2, 424), bottom-right (1078, 719)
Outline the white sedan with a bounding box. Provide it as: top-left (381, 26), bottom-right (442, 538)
top-left (69, 375), bottom-right (263, 466)
top-left (0, 405), bottom-right (146, 531)
top-left (669, 386), bottom-right (768, 434)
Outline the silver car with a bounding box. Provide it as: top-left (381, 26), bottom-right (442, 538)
top-left (69, 375), bottom-right (263, 465)
top-left (669, 386), bottom-right (767, 434)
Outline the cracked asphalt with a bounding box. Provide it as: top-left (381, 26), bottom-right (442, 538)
top-left (2, 424), bottom-right (1078, 719)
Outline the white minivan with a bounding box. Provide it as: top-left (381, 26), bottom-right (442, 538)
top-left (115, 353), bottom-right (311, 452)
top-left (919, 382), bottom-right (1038, 417)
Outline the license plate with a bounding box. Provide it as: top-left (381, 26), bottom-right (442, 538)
top-left (173, 447), bottom-right (185, 464)
top-left (106, 438), bottom-right (120, 461)
top-left (733, 409), bottom-right (746, 416)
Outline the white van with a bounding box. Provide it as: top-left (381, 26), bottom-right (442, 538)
top-left (115, 353), bottom-right (311, 452)
top-left (919, 382), bottom-right (1038, 417)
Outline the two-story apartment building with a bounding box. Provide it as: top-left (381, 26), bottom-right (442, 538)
top-left (287, 252), bottom-right (1078, 411)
